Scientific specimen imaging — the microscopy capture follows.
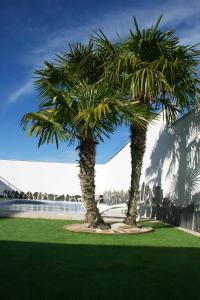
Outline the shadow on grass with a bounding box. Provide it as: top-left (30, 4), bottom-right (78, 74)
top-left (0, 240), bottom-right (200, 300)
top-left (147, 223), bottom-right (173, 229)
top-left (140, 220), bottom-right (173, 229)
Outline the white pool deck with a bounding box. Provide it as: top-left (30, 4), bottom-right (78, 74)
top-left (176, 226), bottom-right (200, 237)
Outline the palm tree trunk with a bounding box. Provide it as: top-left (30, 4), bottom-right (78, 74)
top-left (125, 124), bottom-right (147, 226)
top-left (79, 137), bottom-right (104, 228)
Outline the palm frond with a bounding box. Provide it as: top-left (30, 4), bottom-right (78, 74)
top-left (21, 110), bottom-right (69, 148)
top-left (94, 16), bottom-right (200, 124)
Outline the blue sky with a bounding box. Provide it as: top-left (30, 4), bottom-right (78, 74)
top-left (1, 0), bottom-right (200, 163)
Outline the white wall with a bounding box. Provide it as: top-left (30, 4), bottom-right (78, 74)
top-left (0, 160), bottom-right (80, 195)
top-left (1, 110), bottom-right (200, 206)
top-left (140, 110), bottom-right (200, 206)
top-left (0, 159), bottom-right (106, 195)
top-left (102, 143), bottom-right (131, 192)
top-left (101, 109), bottom-right (200, 207)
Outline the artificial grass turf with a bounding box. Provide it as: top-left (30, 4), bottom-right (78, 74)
top-left (0, 218), bottom-right (199, 300)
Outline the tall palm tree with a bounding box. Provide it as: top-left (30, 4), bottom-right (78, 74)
top-left (93, 16), bottom-right (200, 226)
top-left (21, 42), bottom-right (149, 228)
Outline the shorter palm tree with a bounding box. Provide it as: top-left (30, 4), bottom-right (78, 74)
top-left (21, 76), bottom-right (149, 228)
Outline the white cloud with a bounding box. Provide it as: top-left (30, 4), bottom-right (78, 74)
top-left (9, 0), bottom-right (200, 103)
top-left (8, 80), bottom-right (33, 104)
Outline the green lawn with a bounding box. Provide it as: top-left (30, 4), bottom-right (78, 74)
top-left (0, 218), bottom-right (200, 300)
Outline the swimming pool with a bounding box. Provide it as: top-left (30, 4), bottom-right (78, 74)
top-left (0, 199), bottom-right (85, 215)
top-left (0, 199), bottom-right (127, 218)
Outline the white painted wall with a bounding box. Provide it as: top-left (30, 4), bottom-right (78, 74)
top-left (0, 160), bottom-right (81, 195)
top-left (102, 143), bottom-right (131, 192)
top-left (140, 110), bottom-right (200, 206)
top-left (1, 110), bottom-right (200, 206)
top-left (0, 159), bottom-right (106, 195)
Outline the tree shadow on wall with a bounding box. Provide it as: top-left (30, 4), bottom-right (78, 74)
top-left (145, 110), bottom-right (200, 207)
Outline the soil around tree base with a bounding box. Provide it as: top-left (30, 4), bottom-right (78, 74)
top-left (63, 222), bottom-right (153, 234)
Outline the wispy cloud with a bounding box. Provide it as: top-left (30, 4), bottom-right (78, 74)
top-left (8, 80), bottom-right (33, 104)
top-left (9, 0), bottom-right (200, 104)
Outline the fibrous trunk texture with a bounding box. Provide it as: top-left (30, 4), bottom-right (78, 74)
top-left (125, 124), bottom-right (147, 226)
top-left (79, 137), bottom-right (104, 228)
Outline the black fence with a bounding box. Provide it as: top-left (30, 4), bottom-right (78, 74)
top-left (155, 204), bottom-right (200, 233)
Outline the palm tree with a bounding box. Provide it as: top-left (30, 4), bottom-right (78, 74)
top-left (21, 42), bottom-right (149, 228)
top-left (93, 16), bottom-right (200, 226)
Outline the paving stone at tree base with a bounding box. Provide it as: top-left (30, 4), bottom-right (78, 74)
top-left (63, 222), bottom-right (153, 234)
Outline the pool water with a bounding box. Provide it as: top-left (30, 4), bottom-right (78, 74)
top-left (0, 199), bottom-right (85, 215)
